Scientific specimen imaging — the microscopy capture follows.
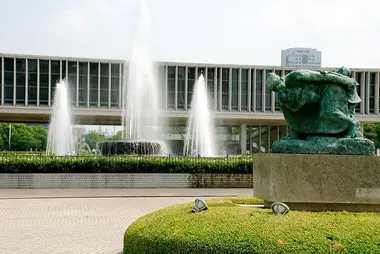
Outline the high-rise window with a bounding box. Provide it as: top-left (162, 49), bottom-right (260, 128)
top-left (100, 63), bottom-right (109, 108)
top-left (110, 64), bottom-right (120, 108)
top-left (167, 66), bottom-right (175, 109)
top-left (274, 70), bottom-right (281, 111)
top-left (231, 69), bottom-right (238, 111)
top-left (68, 61), bottom-right (77, 107)
top-left (89, 63), bottom-right (99, 107)
top-left (265, 70), bottom-right (272, 112)
top-left (27, 59), bottom-right (37, 105)
top-left (369, 72), bottom-right (375, 113)
top-left (16, 58), bottom-right (26, 105)
top-left (187, 67), bottom-right (195, 109)
top-left (177, 67), bottom-right (185, 109)
top-left (355, 72), bottom-right (362, 113)
top-left (4, 58), bottom-right (14, 104)
top-left (39, 60), bottom-right (49, 105)
top-left (221, 68), bottom-right (229, 110)
top-left (241, 69), bottom-right (248, 111)
top-left (78, 62), bottom-right (88, 107)
top-left (255, 70), bottom-right (263, 111)
top-left (50, 60), bottom-right (60, 104)
top-left (207, 68), bottom-right (215, 109)
top-left (61, 60), bottom-right (66, 80)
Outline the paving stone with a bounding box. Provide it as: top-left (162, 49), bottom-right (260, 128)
top-left (0, 197), bottom-right (194, 254)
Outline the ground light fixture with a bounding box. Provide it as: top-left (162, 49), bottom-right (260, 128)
top-left (271, 202), bottom-right (290, 215)
top-left (192, 198), bottom-right (208, 213)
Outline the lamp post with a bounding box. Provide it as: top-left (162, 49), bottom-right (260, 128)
top-left (8, 123), bottom-right (11, 150)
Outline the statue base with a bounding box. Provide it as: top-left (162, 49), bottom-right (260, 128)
top-left (253, 154), bottom-right (380, 212)
top-left (272, 136), bottom-right (375, 155)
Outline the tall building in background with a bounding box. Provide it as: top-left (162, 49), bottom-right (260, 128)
top-left (281, 48), bottom-right (321, 68)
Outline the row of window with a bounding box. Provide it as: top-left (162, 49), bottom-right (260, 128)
top-left (0, 58), bottom-right (121, 108)
top-left (0, 57), bottom-right (379, 113)
top-left (167, 66), bottom-right (380, 113)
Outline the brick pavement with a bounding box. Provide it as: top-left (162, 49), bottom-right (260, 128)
top-left (0, 197), bottom-right (195, 254)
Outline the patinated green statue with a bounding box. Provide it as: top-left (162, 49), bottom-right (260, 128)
top-left (267, 67), bottom-right (375, 155)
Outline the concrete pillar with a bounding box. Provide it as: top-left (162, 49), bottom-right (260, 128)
top-left (240, 123), bottom-right (247, 154)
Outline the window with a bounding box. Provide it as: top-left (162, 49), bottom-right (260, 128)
top-left (177, 67), bottom-right (185, 109)
top-left (355, 72), bottom-right (362, 113)
top-left (89, 63), bottom-right (99, 107)
top-left (207, 68), bottom-right (215, 109)
top-left (16, 58), bottom-right (26, 105)
top-left (255, 70), bottom-right (262, 111)
top-left (265, 70), bottom-right (272, 111)
top-left (369, 73), bottom-right (375, 113)
top-left (241, 69), bottom-right (248, 110)
top-left (110, 64), bottom-right (120, 108)
top-left (274, 70), bottom-right (281, 111)
top-left (231, 69), bottom-right (238, 110)
top-left (167, 66), bottom-right (175, 109)
top-left (221, 68), bottom-right (229, 110)
top-left (50, 60), bottom-right (60, 104)
top-left (78, 62), bottom-right (88, 107)
top-left (28, 59), bottom-right (37, 105)
top-left (4, 58), bottom-right (14, 104)
top-left (68, 61), bottom-right (77, 107)
top-left (39, 60), bottom-right (49, 105)
top-left (187, 67), bottom-right (195, 109)
top-left (100, 63), bottom-right (109, 107)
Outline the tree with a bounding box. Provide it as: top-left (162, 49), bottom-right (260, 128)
top-left (363, 123), bottom-right (380, 149)
top-left (85, 131), bottom-right (107, 150)
top-left (0, 123), bottom-right (48, 151)
top-left (108, 130), bottom-right (123, 141)
top-left (9, 124), bottom-right (36, 151)
top-left (29, 125), bottom-right (48, 150)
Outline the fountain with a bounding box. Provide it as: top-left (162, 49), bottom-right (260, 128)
top-left (97, 0), bottom-right (167, 155)
top-left (46, 79), bottom-right (75, 156)
top-left (183, 73), bottom-right (217, 157)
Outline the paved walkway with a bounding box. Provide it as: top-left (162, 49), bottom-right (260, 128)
top-left (0, 189), bottom-right (252, 253)
top-left (0, 188), bottom-right (253, 199)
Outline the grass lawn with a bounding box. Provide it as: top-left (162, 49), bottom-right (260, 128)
top-left (124, 197), bottom-right (380, 254)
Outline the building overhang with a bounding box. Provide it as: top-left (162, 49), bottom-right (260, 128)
top-left (0, 106), bottom-right (378, 126)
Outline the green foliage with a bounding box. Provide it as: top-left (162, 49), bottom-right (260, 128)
top-left (0, 154), bottom-right (252, 174)
top-left (124, 198), bottom-right (380, 254)
top-left (0, 123), bottom-right (48, 151)
top-left (85, 131), bottom-right (108, 150)
top-left (107, 130), bottom-right (123, 141)
top-left (363, 123), bottom-right (380, 149)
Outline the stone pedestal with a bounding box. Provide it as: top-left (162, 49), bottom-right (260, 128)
top-left (253, 154), bottom-right (380, 212)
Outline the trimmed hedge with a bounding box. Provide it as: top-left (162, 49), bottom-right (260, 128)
top-left (124, 197), bottom-right (380, 254)
top-left (0, 155), bottom-right (252, 174)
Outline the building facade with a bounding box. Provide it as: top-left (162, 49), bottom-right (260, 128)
top-left (0, 53), bottom-right (379, 154)
top-left (281, 47), bottom-right (322, 68)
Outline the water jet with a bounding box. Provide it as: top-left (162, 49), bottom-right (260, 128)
top-left (46, 80), bottom-right (75, 156)
top-left (183, 74), bottom-right (216, 157)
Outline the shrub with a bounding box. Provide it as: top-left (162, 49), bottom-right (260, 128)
top-left (0, 154), bottom-right (252, 174)
top-left (124, 197), bottom-right (380, 254)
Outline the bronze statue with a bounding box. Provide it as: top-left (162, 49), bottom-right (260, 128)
top-left (267, 67), bottom-right (375, 155)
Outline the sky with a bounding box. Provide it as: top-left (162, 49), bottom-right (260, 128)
top-left (1, 0), bottom-right (380, 68)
